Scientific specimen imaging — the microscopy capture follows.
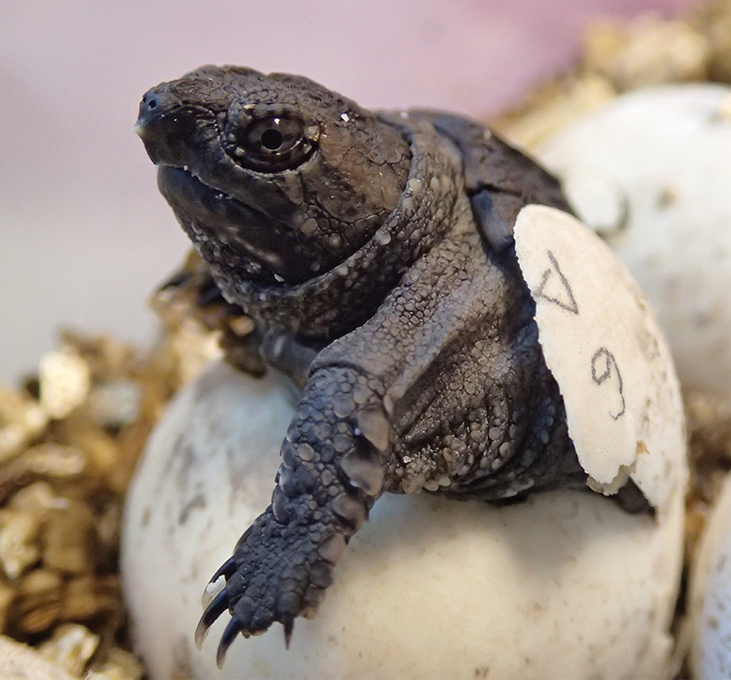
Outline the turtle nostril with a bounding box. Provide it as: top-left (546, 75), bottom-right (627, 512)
top-left (136, 95), bottom-right (159, 140)
top-left (136, 92), bottom-right (165, 137)
top-left (140, 92), bottom-right (160, 114)
top-left (139, 88), bottom-right (169, 121)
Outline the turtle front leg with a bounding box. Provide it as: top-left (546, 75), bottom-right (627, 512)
top-left (196, 365), bottom-right (389, 667)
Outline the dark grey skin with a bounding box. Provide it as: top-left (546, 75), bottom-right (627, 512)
top-left (135, 65), bottom-right (649, 667)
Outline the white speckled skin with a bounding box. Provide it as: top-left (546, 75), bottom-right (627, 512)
top-left (538, 84), bottom-right (731, 400)
top-left (689, 473), bottom-right (731, 678)
top-left (122, 360), bottom-right (686, 680)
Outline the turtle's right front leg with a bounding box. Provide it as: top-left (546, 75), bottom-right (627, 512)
top-left (196, 364), bottom-right (390, 667)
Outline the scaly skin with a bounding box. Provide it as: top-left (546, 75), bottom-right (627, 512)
top-left (135, 65), bottom-right (644, 666)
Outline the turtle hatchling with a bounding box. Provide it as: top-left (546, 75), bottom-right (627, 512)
top-left (134, 65), bottom-right (685, 667)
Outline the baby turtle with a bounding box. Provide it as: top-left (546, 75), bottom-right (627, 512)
top-left (135, 65), bottom-right (655, 667)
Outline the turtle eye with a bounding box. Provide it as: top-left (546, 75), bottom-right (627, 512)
top-left (231, 114), bottom-right (316, 172)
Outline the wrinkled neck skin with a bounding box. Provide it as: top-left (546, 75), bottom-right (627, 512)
top-left (214, 116), bottom-right (464, 339)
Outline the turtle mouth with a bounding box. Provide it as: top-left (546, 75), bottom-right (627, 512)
top-left (157, 165), bottom-right (310, 285)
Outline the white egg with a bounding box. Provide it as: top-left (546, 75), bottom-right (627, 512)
top-left (538, 84), bottom-right (731, 399)
top-left (688, 473), bottom-right (731, 678)
top-left (122, 359), bottom-right (686, 680)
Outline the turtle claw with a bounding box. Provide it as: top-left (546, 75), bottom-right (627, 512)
top-left (194, 618), bottom-right (210, 650)
top-left (210, 556), bottom-right (237, 582)
top-left (283, 617), bottom-right (294, 649)
top-left (216, 617), bottom-right (244, 669)
top-left (195, 588), bottom-right (229, 649)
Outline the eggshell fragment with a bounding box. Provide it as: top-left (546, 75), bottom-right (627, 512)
top-left (121, 360), bottom-right (686, 680)
top-left (514, 205), bottom-right (686, 513)
top-left (537, 84), bottom-right (731, 399)
top-left (688, 472), bottom-right (731, 678)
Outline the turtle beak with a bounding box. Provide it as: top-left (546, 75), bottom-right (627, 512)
top-left (134, 90), bottom-right (163, 137)
top-left (134, 88), bottom-right (170, 163)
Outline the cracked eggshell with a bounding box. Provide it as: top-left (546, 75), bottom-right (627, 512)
top-left (537, 84), bottom-right (731, 399)
top-left (514, 205), bottom-right (687, 513)
top-left (688, 472), bottom-right (731, 678)
top-left (122, 360), bottom-right (686, 680)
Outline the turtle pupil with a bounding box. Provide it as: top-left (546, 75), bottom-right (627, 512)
top-left (228, 113), bottom-right (316, 172)
top-left (261, 128), bottom-right (284, 150)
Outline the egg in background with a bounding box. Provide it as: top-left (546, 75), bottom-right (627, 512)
top-left (538, 84), bottom-right (731, 401)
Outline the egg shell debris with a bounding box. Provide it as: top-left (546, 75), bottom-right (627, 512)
top-left (121, 357), bottom-right (686, 680)
top-left (515, 205), bottom-right (686, 514)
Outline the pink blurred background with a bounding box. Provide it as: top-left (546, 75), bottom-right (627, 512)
top-left (0, 0), bottom-right (698, 383)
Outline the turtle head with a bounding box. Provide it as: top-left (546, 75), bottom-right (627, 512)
top-left (136, 65), bottom-right (411, 286)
